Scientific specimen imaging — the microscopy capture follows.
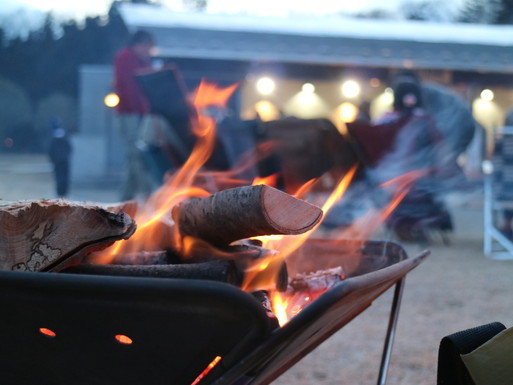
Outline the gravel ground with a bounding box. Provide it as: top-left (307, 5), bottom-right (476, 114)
top-left (1, 154), bottom-right (510, 385)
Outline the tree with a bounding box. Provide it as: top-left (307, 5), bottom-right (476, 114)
top-left (0, 77), bottom-right (34, 152)
top-left (457, 0), bottom-right (502, 23)
top-left (183, 0), bottom-right (207, 11)
top-left (495, 0), bottom-right (513, 24)
top-left (352, 9), bottom-right (397, 19)
top-left (0, 4), bottom-right (131, 151)
top-left (402, 0), bottom-right (458, 22)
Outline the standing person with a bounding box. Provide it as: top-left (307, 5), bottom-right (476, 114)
top-left (113, 29), bottom-right (157, 201)
top-left (48, 118), bottom-right (72, 198)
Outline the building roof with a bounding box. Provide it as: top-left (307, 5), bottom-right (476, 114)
top-left (117, 3), bottom-right (513, 74)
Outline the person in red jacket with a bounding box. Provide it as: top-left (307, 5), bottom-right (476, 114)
top-left (113, 29), bottom-right (156, 200)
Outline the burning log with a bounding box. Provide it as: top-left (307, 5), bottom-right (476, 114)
top-left (172, 185), bottom-right (323, 247)
top-left (251, 290), bottom-right (281, 329)
top-left (110, 250), bottom-right (171, 265)
top-left (289, 266), bottom-right (345, 292)
top-left (62, 260), bottom-right (243, 286)
top-left (86, 241), bottom-right (289, 290)
top-left (0, 200), bottom-right (136, 272)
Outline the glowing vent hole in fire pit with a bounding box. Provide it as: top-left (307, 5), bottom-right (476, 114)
top-left (115, 334), bottom-right (133, 345)
top-left (38, 327), bottom-right (56, 338)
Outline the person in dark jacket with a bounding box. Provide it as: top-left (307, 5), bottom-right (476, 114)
top-left (48, 119), bottom-right (72, 198)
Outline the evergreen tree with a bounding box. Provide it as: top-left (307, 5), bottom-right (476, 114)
top-left (402, 0), bottom-right (457, 22)
top-left (183, 0), bottom-right (208, 10)
top-left (457, 0), bottom-right (502, 23)
top-left (495, 0), bottom-right (513, 24)
top-left (0, 4), bottom-right (131, 150)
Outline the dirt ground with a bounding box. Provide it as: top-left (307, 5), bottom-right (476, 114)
top-left (274, 202), bottom-right (513, 385)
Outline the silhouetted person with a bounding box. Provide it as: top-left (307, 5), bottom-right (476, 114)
top-left (48, 119), bottom-right (72, 198)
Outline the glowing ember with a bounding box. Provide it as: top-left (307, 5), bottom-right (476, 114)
top-left (190, 356), bottom-right (222, 385)
top-left (270, 267), bottom-right (345, 325)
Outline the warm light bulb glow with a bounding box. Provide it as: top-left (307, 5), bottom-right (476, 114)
top-left (301, 82), bottom-right (315, 94)
top-left (480, 89), bottom-right (494, 101)
top-left (104, 93), bottom-right (120, 108)
top-left (256, 77), bottom-right (275, 95)
top-left (341, 80), bottom-right (361, 98)
top-left (336, 102), bottom-right (358, 123)
top-left (255, 100), bottom-right (279, 121)
top-left (382, 88), bottom-right (394, 105)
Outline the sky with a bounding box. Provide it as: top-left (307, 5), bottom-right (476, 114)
top-left (0, 0), bottom-right (464, 38)
top-left (0, 0), bottom-right (407, 20)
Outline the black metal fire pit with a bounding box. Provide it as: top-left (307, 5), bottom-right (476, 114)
top-left (0, 239), bottom-right (427, 385)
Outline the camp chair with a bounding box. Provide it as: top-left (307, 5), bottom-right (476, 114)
top-left (437, 322), bottom-right (512, 385)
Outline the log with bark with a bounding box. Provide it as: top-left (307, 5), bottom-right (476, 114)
top-left (63, 259), bottom-right (243, 286)
top-left (0, 200), bottom-right (136, 272)
top-left (77, 245), bottom-right (289, 290)
top-left (172, 185), bottom-right (323, 247)
top-left (0, 185), bottom-right (323, 294)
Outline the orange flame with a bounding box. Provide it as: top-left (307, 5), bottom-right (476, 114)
top-left (240, 166), bottom-right (358, 295)
top-left (270, 291), bottom-right (316, 326)
top-left (94, 78), bottom-right (428, 327)
top-left (252, 173), bottom-right (279, 187)
top-left (265, 168), bottom-right (426, 326)
top-left (256, 165), bottom-right (358, 258)
top-left (337, 169), bottom-right (429, 241)
top-left (94, 80), bottom-right (238, 262)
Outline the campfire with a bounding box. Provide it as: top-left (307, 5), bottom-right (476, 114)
top-left (0, 80), bottom-right (429, 385)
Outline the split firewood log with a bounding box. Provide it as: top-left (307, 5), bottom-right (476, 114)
top-left (172, 185), bottom-right (323, 247)
top-left (0, 200), bottom-right (136, 272)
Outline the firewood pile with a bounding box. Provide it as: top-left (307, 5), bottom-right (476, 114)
top-left (0, 185), bottom-right (325, 297)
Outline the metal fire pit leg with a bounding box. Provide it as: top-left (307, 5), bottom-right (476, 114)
top-left (376, 277), bottom-right (405, 385)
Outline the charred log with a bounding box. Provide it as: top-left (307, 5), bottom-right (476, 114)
top-left (109, 250), bottom-right (171, 265)
top-left (62, 259), bottom-right (244, 286)
top-left (251, 290), bottom-right (280, 329)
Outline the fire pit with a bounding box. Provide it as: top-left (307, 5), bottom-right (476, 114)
top-left (0, 238), bottom-right (427, 385)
